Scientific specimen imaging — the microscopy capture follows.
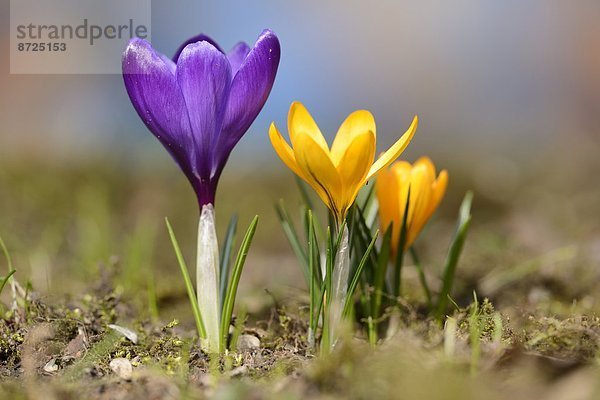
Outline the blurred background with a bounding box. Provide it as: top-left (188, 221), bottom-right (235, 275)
top-left (0, 1), bottom-right (599, 322)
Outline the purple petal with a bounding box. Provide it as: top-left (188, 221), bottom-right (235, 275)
top-left (122, 39), bottom-right (195, 178)
top-left (214, 30), bottom-right (281, 172)
top-left (227, 42), bottom-right (251, 77)
top-left (172, 33), bottom-right (223, 63)
top-left (176, 41), bottom-right (232, 178)
top-left (158, 52), bottom-right (176, 75)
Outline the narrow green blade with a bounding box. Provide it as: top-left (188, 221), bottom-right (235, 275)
top-left (220, 216), bottom-right (259, 352)
top-left (275, 201), bottom-right (309, 285)
top-left (0, 234), bottom-right (14, 272)
top-left (219, 214), bottom-right (238, 309)
top-left (0, 270), bottom-right (16, 296)
top-left (410, 247), bottom-right (432, 308)
top-left (372, 226), bottom-right (392, 318)
top-left (308, 211), bottom-right (318, 338)
top-left (343, 230), bottom-right (378, 318)
top-left (393, 188), bottom-right (411, 298)
top-left (435, 191), bottom-right (474, 321)
top-left (165, 218), bottom-right (206, 339)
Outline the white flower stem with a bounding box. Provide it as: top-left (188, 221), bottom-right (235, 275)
top-left (329, 225), bottom-right (350, 348)
top-left (197, 204), bottom-right (220, 353)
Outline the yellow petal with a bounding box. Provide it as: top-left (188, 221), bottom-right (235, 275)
top-left (366, 115), bottom-right (418, 181)
top-left (414, 156), bottom-right (436, 181)
top-left (426, 169), bottom-right (448, 218)
top-left (288, 102), bottom-right (329, 153)
top-left (269, 122), bottom-right (306, 179)
top-left (406, 165), bottom-right (434, 246)
top-left (390, 160), bottom-right (413, 178)
top-left (376, 167), bottom-right (400, 250)
top-left (293, 132), bottom-right (343, 217)
top-left (330, 110), bottom-right (376, 165)
top-left (390, 161), bottom-right (412, 227)
top-left (336, 132), bottom-right (376, 213)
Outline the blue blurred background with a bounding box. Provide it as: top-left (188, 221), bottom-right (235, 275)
top-left (1, 0), bottom-right (598, 163)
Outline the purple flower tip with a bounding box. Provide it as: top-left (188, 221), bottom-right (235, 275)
top-left (122, 30), bottom-right (281, 207)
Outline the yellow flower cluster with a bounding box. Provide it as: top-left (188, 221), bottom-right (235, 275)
top-left (270, 102), bottom-right (446, 248)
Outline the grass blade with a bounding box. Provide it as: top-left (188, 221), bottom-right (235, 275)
top-left (435, 191), bottom-right (473, 321)
top-left (372, 226), bottom-right (392, 319)
top-left (410, 247), bottom-right (432, 308)
top-left (343, 230), bottom-right (378, 318)
top-left (0, 270), bottom-right (16, 296)
top-left (0, 235), bottom-right (14, 272)
top-left (275, 201), bottom-right (309, 284)
top-left (354, 206), bottom-right (380, 283)
top-left (393, 189), bottom-right (411, 298)
top-left (359, 184), bottom-right (377, 227)
top-left (308, 211), bottom-right (323, 285)
top-left (320, 227), bottom-right (334, 353)
top-left (219, 214), bottom-right (238, 308)
top-left (165, 217), bottom-right (206, 339)
top-left (296, 176), bottom-right (327, 244)
top-left (146, 272), bottom-right (159, 321)
top-left (469, 292), bottom-right (481, 375)
top-left (0, 235), bottom-right (18, 310)
top-left (295, 175), bottom-right (315, 211)
top-left (220, 216), bottom-right (259, 352)
top-left (308, 211), bottom-right (318, 348)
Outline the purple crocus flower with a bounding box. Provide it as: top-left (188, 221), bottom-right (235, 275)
top-left (122, 30), bottom-right (280, 206)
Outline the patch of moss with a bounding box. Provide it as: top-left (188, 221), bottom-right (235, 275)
top-left (0, 321), bottom-right (24, 373)
top-left (455, 298), bottom-right (512, 345)
top-left (524, 315), bottom-right (600, 361)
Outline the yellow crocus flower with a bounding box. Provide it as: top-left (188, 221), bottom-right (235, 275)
top-left (376, 157), bottom-right (448, 252)
top-left (269, 102), bottom-right (418, 223)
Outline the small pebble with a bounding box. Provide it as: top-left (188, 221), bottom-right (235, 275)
top-left (237, 334), bottom-right (260, 351)
top-left (43, 358), bottom-right (59, 373)
top-left (110, 358), bottom-right (133, 380)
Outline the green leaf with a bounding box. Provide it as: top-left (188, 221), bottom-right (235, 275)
top-left (296, 176), bottom-right (327, 244)
top-left (219, 214), bottom-right (238, 309)
top-left (309, 213), bottom-right (322, 285)
top-left (0, 235), bottom-right (14, 272)
top-left (343, 230), bottom-right (378, 318)
top-left (468, 291), bottom-right (481, 375)
top-left (359, 184), bottom-right (376, 215)
top-left (372, 226), bottom-right (392, 319)
top-left (220, 216), bottom-right (259, 352)
top-left (308, 210), bottom-right (319, 338)
top-left (165, 217), bottom-right (206, 339)
top-left (146, 271), bottom-right (159, 322)
top-left (410, 247), bottom-right (432, 308)
top-left (393, 188), bottom-right (411, 298)
top-left (320, 227), bottom-right (334, 353)
top-left (275, 201), bottom-right (309, 284)
top-left (358, 184), bottom-right (378, 233)
top-left (0, 270), bottom-right (16, 296)
top-left (353, 206), bottom-right (380, 283)
top-left (303, 206), bottom-right (322, 276)
top-left (334, 220), bottom-right (347, 253)
top-left (435, 191), bottom-right (474, 321)
top-left (0, 235), bottom-right (15, 298)
top-left (295, 175), bottom-right (315, 210)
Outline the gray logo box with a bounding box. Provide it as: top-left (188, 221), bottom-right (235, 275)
top-left (10, 0), bottom-right (151, 74)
